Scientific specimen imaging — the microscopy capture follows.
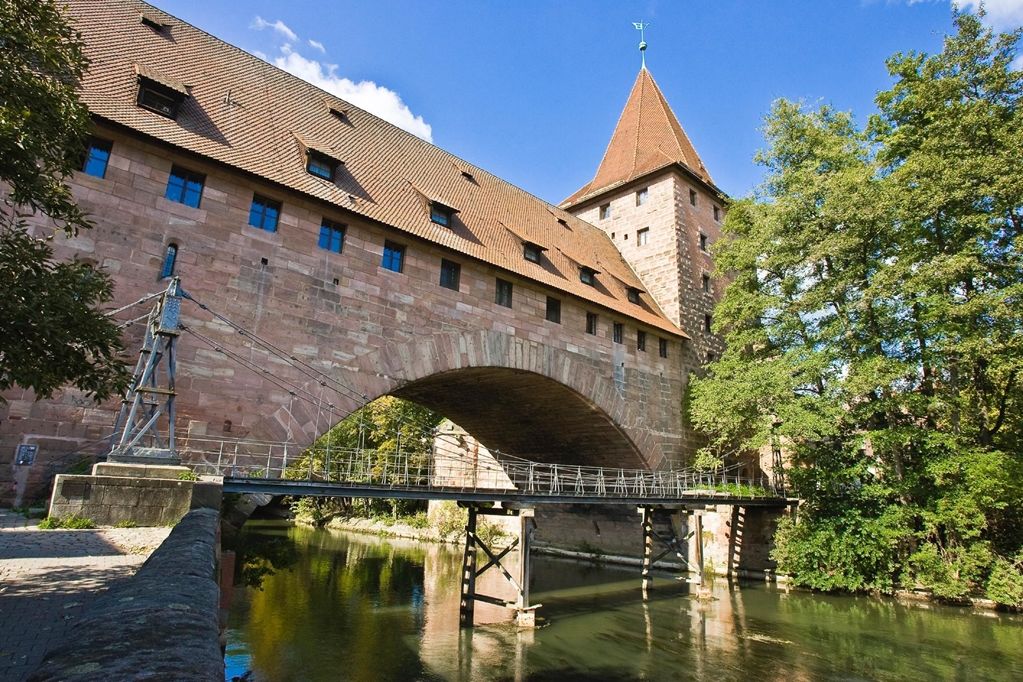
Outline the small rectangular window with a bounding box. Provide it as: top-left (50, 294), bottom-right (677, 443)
top-left (160, 243), bottom-right (178, 279)
top-left (496, 278), bottom-right (513, 308)
top-left (523, 242), bottom-right (542, 263)
top-left (430, 202), bottom-right (454, 227)
top-left (439, 259), bottom-right (461, 291)
top-left (637, 330), bottom-right (647, 352)
top-left (586, 312), bottom-right (598, 335)
top-left (659, 338), bottom-right (668, 358)
top-left (699, 233), bottom-right (708, 252)
top-left (636, 188), bottom-right (648, 206)
top-left (637, 227), bottom-right (649, 246)
top-left (580, 267), bottom-right (597, 287)
top-left (137, 84), bottom-right (183, 118)
top-left (702, 273), bottom-right (711, 292)
top-left (713, 205), bottom-right (721, 222)
top-left (248, 194), bottom-right (281, 232)
top-left (613, 322), bottom-right (623, 344)
top-left (689, 189), bottom-right (697, 207)
top-left (599, 203), bottom-right (611, 220)
top-left (704, 313), bottom-right (713, 332)
top-left (545, 296), bottom-right (561, 324)
top-left (306, 151), bottom-right (337, 180)
top-left (81, 138), bottom-right (112, 178)
top-left (318, 219), bottom-right (345, 253)
top-left (165, 166), bottom-right (204, 208)
top-left (381, 240), bottom-right (405, 273)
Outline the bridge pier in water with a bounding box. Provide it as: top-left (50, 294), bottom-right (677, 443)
top-left (640, 506), bottom-right (706, 596)
top-left (459, 505), bottom-right (539, 628)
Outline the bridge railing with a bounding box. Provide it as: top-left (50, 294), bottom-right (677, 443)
top-left (178, 436), bottom-right (780, 501)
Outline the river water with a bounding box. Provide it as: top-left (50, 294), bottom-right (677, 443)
top-left (225, 521), bottom-right (1023, 681)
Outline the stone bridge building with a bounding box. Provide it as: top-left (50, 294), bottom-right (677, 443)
top-left (1, 0), bottom-right (729, 506)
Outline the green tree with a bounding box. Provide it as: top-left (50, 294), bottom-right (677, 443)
top-left (0, 0), bottom-right (129, 401)
top-left (691, 12), bottom-right (1023, 599)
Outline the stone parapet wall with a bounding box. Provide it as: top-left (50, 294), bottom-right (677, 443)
top-left (28, 508), bottom-right (223, 682)
top-left (48, 474), bottom-right (221, 527)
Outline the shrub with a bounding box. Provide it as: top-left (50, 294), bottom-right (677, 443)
top-left (987, 553), bottom-right (1023, 608)
top-left (177, 470), bottom-right (200, 481)
top-left (39, 513), bottom-right (96, 529)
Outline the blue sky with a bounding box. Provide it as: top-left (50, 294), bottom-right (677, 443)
top-left (151, 1), bottom-right (1021, 204)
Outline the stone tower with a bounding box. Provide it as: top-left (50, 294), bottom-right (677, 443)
top-left (561, 67), bottom-right (725, 370)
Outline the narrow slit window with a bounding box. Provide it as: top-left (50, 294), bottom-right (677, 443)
top-left (659, 338), bottom-right (668, 358)
top-left (586, 312), bottom-right (598, 335)
top-left (439, 259), bottom-right (461, 291)
top-left (248, 194), bottom-right (281, 232)
top-left (164, 166), bottom-right (204, 208)
top-left (159, 243), bottom-right (178, 279)
top-left (381, 241), bottom-right (405, 273)
top-left (81, 138), bottom-right (112, 178)
top-left (689, 189), bottom-right (697, 206)
top-left (495, 278), bottom-right (513, 308)
top-left (636, 187), bottom-right (648, 206)
top-left (637, 330), bottom-right (647, 352)
top-left (704, 313), bottom-right (713, 332)
top-left (613, 322), bottom-right (623, 344)
top-left (702, 273), bottom-right (711, 292)
top-left (699, 233), bottom-right (708, 252)
top-left (713, 205), bottom-right (721, 222)
top-left (318, 219), bottom-right (345, 253)
top-left (545, 296), bottom-right (561, 324)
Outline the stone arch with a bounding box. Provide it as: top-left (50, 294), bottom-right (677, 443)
top-left (248, 330), bottom-right (670, 470)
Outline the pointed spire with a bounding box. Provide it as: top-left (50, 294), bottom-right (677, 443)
top-left (562, 68), bottom-right (713, 207)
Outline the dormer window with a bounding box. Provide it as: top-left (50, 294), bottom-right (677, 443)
top-left (135, 66), bottom-right (188, 119)
top-left (580, 267), bottom-right (598, 287)
top-left (140, 13), bottom-right (167, 32)
top-left (523, 242), bottom-right (544, 263)
top-left (306, 151), bottom-right (338, 180)
top-left (430, 202), bottom-right (456, 227)
top-left (329, 107), bottom-right (347, 122)
top-left (627, 287), bottom-right (642, 304)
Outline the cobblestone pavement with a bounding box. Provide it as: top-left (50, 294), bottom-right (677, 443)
top-left (0, 510), bottom-right (171, 682)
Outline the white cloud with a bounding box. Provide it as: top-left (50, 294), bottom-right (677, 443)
top-left (955, 0), bottom-right (1023, 29)
top-left (308, 39), bottom-right (326, 54)
top-left (250, 16), bottom-right (298, 42)
top-left (274, 45), bottom-right (433, 141)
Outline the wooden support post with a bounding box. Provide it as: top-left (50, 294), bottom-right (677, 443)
top-left (459, 506), bottom-right (478, 627)
top-left (640, 506), bottom-right (653, 597)
top-left (514, 509), bottom-right (535, 627)
top-left (693, 511), bottom-right (705, 585)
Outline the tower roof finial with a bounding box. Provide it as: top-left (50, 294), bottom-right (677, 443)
top-left (632, 21), bottom-right (649, 69)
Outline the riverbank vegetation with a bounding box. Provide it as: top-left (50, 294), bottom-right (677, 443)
top-left (690, 12), bottom-right (1023, 607)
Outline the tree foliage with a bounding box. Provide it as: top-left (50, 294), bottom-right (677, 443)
top-left (0, 0), bottom-right (129, 401)
top-left (691, 12), bottom-right (1023, 602)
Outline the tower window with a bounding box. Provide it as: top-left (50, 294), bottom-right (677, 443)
top-left (580, 267), bottom-right (597, 287)
top-left (637, 228), bottom-right (649, 246)
top-left (702, 273), bottom-right (711, 292)
top-left (613, 322), bottom-right (623, 344)
top-left (381, 241), bottom-right (405, 273)
top-left (659, 338), bottom-right (668, 358)
top-left (496, 278), bottom-right (513, 307)
top-left (430, 202), bottom-right (455, 227)
top-left (704, 313), bottom-right (713, 332)
top-left (546, 296), bottom-right (561, 324)
top-left (318, 219), bottom-right (345, 253)
top-left (439, 259), bottom-right (461, 291)
top-left (164, 166), bottom-right (204, 208)
top-left (599, 203), bottom-right (611, 220)
top-left (159, 243), bottom-right (178, 279)
top-left (713, 205), bottom-right (721, 222)
top-left (636, 188), bottom-right (648, 206)
top-left (699, 233), bottom-right (708, 252)
top-left (306, 151), bottom-right (338, 180)
top-left (586, 312), bottom-right (598, 335)
top-left (689, 189), bottom-right (697, 207)
top-left (248, 194), bottom-right (281, 232)
top-left (637, 330), bottom-right (647, 352)
top-left (81, 138), bottom-right (112, 178)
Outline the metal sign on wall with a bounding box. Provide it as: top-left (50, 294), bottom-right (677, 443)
top-left (15, 444), bottom-right (38, 466)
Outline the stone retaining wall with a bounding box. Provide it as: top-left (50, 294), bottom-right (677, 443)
top-left (48, 474), bottom-right (221, 527)
top-left (28, 508), bottom-right (223, 681)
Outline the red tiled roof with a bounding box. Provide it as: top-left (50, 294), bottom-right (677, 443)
top-left (65, 0), bottom-right (685, 338)
top-left (561, 68), bottom-right (713, 207)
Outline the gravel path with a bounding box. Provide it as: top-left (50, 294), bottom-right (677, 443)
top-left (0, 510), bottom-right (171, 681)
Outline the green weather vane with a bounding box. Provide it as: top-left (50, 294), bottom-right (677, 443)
top-left (633, 21), bottom-right (650, 68)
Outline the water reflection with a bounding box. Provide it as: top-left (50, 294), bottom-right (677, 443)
top-left (227, 522), bottom-right (1023, 682)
